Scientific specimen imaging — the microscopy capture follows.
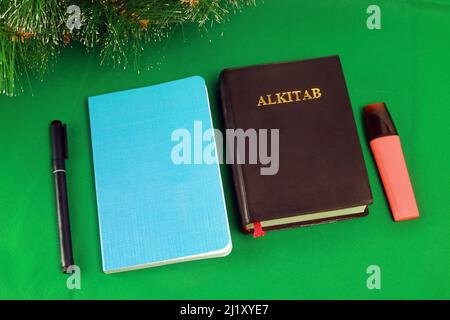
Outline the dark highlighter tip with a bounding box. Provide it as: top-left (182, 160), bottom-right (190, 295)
top-left (363, 102), bottom-right (398, 141)
top-left (364, 102), bottom-right (385, 113)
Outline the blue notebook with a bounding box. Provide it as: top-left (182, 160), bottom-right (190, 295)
top-left (88, 76), bottom-right (232, 273)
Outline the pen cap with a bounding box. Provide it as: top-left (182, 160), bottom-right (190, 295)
top-left (50, 120), bottom-right (68, 161)
top-left (363, 102), bottom-right (398, 141)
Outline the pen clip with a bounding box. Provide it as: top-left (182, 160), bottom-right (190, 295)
top-left (63, 124), bottom-right (69, 159)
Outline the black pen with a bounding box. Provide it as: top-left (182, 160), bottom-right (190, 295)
top-left (50, 120), bottom-right (74, 273)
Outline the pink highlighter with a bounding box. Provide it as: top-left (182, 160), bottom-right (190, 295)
top-left (364, 102), bottom-right (419, 221)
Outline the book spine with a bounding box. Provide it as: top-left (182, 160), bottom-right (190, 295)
top-left (218, 72), bottom-right (252, 232)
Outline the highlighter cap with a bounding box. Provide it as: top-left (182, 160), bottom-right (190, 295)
top-left (363, 102), bottom-right (398, 141)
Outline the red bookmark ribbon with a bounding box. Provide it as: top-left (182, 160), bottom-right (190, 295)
top-left (253, 221), bottom-right (265, 238)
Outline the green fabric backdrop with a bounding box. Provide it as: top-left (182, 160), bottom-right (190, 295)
top-left (1, 0), bottom-right (449, 299)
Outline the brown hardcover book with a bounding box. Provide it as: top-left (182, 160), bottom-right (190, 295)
top-left (219, 55), bottom-right (373, 235)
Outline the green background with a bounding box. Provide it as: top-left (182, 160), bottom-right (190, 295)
top-left (1, 0), bottom-right (449, 299)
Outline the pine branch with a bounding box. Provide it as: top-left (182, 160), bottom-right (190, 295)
top-left (0, 0), bottom-right (255, 96)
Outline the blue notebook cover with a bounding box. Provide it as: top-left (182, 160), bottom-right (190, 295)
top-left (88, 76), bottom-right (232, 273)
